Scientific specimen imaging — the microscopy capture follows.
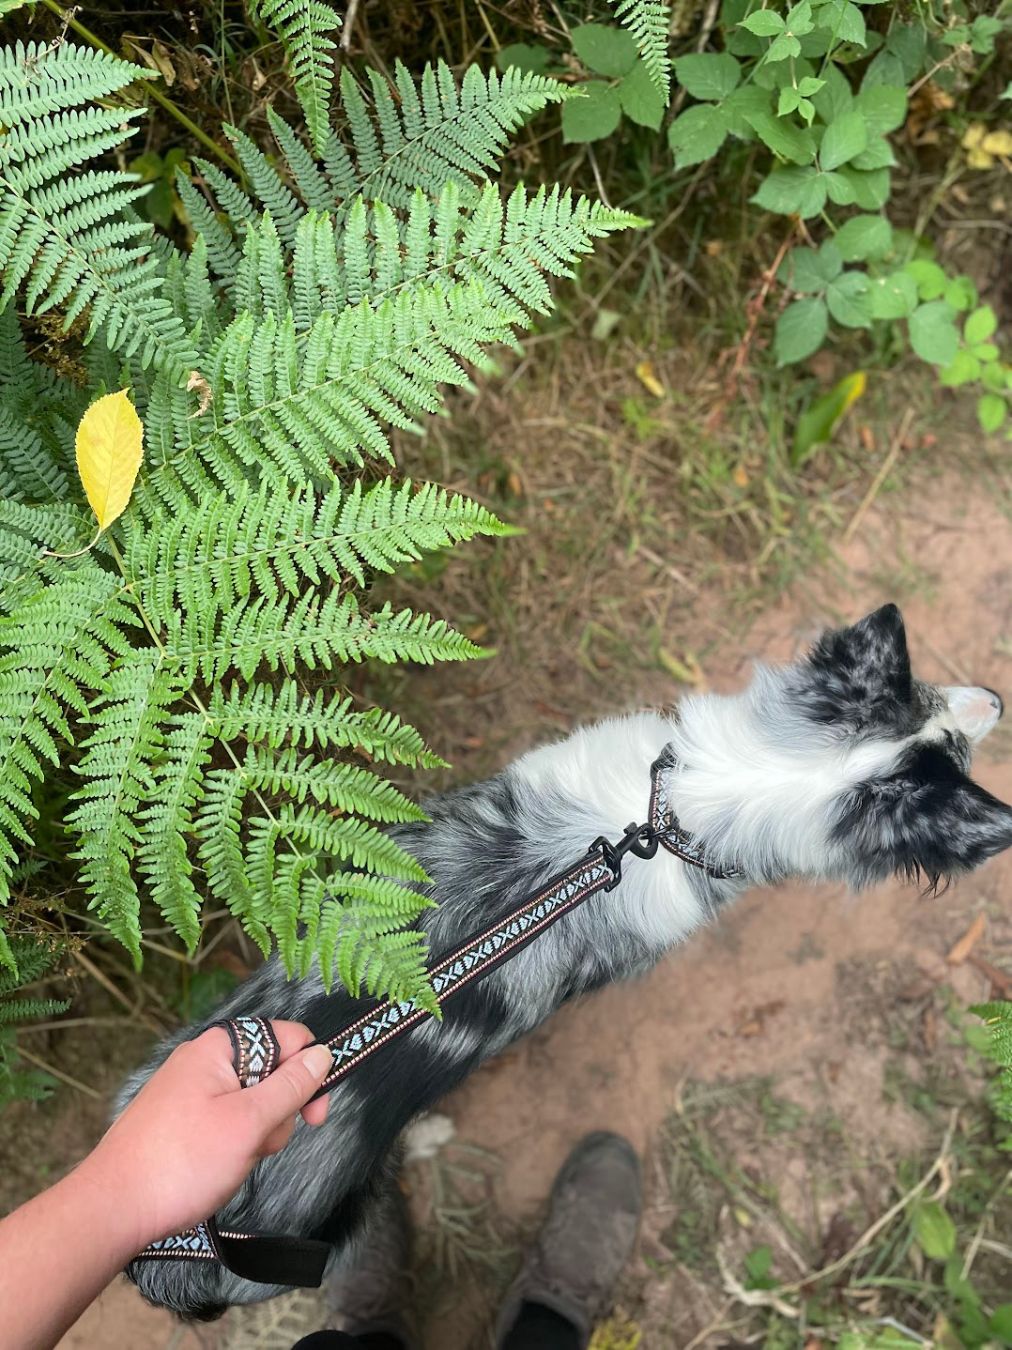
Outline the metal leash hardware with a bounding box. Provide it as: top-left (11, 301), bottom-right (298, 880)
top-left (131, 748), bottom-right (736, 1288)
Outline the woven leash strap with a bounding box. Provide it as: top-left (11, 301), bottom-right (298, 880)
top-left (131, 749), bottom-right (734, 1288)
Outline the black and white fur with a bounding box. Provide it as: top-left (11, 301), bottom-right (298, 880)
top-left (119, 605), bottom-right (1012, 1318)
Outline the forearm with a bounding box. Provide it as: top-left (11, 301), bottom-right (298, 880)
top-left (0, 1154), bottom-right (144, 1350)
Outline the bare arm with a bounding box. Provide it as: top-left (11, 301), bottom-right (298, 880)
top-left (0, 1021), bottom-right (333, 1350)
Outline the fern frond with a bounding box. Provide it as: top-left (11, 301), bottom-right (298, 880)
top-left (608, 0), bottom-right (672, 98)
top-left (239, 745), bottom-right (427, 823)
top-left (0, 562), bottom-right (135, 907)
top-left (207, 684), bottom-right (446, 767)
top-left (138, 281), bottom-right (516, 495)
top-left (194, 61), bottom-right (570, 240)
top-left (0, 43), bottom-right (195, 377)
top-left (0, 41), bottom-right (149, 124)
top-left (136, 711), bottom-right (213, 954)
top-left (66, 656), bottom-right (182, 964)
top-left (162, 588), bottom-right (484, 684)
top-left (327, 62), bottom-right (572, 213)
top-left (125, 476), bottom-right (508, 622)
top-left (250, 0), bottom-right (340, 157)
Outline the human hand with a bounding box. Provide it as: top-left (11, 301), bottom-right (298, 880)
top-left (77, 1021), bottom-right (332, 1253)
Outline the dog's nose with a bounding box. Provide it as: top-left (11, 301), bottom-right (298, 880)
top-left (984, 688), bottom-right (1005, 719)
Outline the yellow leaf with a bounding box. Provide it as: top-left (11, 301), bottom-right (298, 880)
top-left (635, 359), bottom-right (665, 398)
top-left (981, 130), bottom-right (1012, 158)
top-left (75, 390), bottom-right (144, 532)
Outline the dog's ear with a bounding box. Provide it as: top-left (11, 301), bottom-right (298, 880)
top-left (801, 603), bottom-right (914, 731)
top-left (834, 743), bottom-right (1012, 887)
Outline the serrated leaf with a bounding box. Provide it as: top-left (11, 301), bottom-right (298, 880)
top-left (740, 10), bottom-right (785, 35)
top-left (909, 300), bottom-right (960, 366)
top-left (834, 213), bottom-right (892, 261)
top-left (820, 110), bottom-right (868, 169)
top-left (668, 102), bottom-right (730, 167)
top-left (673, 52), bottom-right (742, 100)
top-left (912, 1200), bottom-right (956, 1260)
top-left (904, 259), bottom-right (946, 301)
top-left (619, 60), bottom-right (667, 128)
top-left (752, 165), bottom-right (826, 216)
top-left (75, 391), bottom-right (144, 533)
top-left (978, 394), bottom-right (1007, 434)
top-left (572, 24), bottom-right (639, 77)
top-left (775, 296), bottom-right (828, 364)
top-left (939, 349), bottom-right (981, 387)
top-left (836, 165), bottom-right (891, 208)
top-left (562, 81), bottom-right (623, 142)
top-left (745, 109), bottom-right (817, 163)
top-left (779, 242), bottom-right (843, 293)
top-left (867, 271), bottom-right (917, 319)
top-left (855, 83), bottom-right (907, 135)
top-left (496, 43), bottom-right (553, 74)
top-left (827, 270), bottom-right (873, 327)
top-left (965, 305), bottom-right (998, 345)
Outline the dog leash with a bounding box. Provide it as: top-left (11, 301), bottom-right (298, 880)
top-left (130, 746), bottom-right (737, 1288)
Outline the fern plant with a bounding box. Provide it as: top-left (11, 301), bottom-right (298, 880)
top-left (0, 15), bottom-right (639, 1008)
top-left (973, 1000), bottom-right (1012, 1123)
top-left (0, 934), bottom-right (70, 1107)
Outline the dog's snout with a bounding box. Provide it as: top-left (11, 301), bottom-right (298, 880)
top-left (984, 687), bottom-right (1004, 719)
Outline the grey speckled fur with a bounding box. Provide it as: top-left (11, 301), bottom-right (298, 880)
top-left (118, 606), bottom-right (1012, 1318)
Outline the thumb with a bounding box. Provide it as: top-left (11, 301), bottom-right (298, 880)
top-left (241, 1042), bottom-right (333, 1134)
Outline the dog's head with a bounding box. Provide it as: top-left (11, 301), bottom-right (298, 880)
top-left (672, 604), bottom-right (1012, 888)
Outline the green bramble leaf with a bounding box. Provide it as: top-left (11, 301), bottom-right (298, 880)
top-left (820, 111), bottom-right (868, 169)
top-left (833, 213), bottom-right (892, 261)
top-left (740, 9), bottom-right (785, 36)
top-left (775, 296), bottom-right (828, 365)
top-left (765, 31), bottom-right (802, 61)
top-left (944, 276), bottom-right (977, 313)
top-left (836, 165), bottom-right (890, 208)
top-left (571, 24), bottom-right (639, 77)
top-left (867, 271), bottom-right (917, 319)
top-left (784, 1), bottom-right (815, 35)
top-left (978, 394), bottom-right (1007, 434)
top-left (744, 110), bottom-right (817, 163)
top-left (854, 84), bottom-right (908, 135)
top-left (851, 137), bottom-right (896, 170)
top-left (562, 81), bottom-right (623, 142)
top-left (797, 75), bottom-right (824, 96)
top-left (827, 270), bottom-right (873, 327)
top-left (904, 260), bottom-right (947, 301)
top-left (912, 1200), bottom-right (956, 1261)
top-left (817, 0), bottom-right (866, 45)
top-left (909, 301), bottom-right (960, 366)
top-left (672, 52), bottom-right (742, 100)
top-left (495, 43), bottom-right (554, 74)
top-left (668, 103), bottom-right (730, 167)
top-left (618, 59), bottom-right (666, 129)
top-left (752, 165), bottom-right (826, 216)
top-left (939, 350), bottom-right (982, 387)
top-left (779, 242), bottom-right (843, 293)
top-left (965, 306), bottom-right (998, 346)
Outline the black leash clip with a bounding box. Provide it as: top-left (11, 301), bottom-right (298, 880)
top-left (591, 821), bottom-right (659, 891)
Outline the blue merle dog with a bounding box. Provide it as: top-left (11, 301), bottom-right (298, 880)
top-left (118, 605), bottom-right (1012, 1317)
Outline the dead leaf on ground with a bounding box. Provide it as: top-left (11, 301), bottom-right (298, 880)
top-left (946, 912), bottom-right (986, 965)
top-left (635, 360), bottom-right (665, 398)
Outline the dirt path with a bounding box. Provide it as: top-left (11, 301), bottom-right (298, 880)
top-left (51, 464), bottom-right (1012, 1348)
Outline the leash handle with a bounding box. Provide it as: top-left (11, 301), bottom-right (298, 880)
top-left (131, 1017), bottom-right (331, 1288)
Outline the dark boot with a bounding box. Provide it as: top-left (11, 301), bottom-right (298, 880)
top-left (323, 1184), bottom-right (416, 1350)
top-left (494, 1132), bottom-right (642, 1350)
